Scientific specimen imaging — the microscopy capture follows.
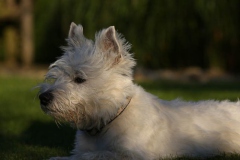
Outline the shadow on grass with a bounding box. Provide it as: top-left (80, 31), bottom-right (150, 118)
top-left (0, 121), bottom-right (75, 159)
top-left (21, 121), bottom-right (75, 148)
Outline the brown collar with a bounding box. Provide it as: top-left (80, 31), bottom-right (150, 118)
top-left (86, 97), bottom-right (132, 136)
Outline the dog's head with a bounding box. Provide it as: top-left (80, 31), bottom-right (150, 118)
top-left (38, 23), bottom-right (135, 130)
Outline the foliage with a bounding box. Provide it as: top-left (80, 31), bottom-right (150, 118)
top-left (34, 0), bottom-right (240, 73)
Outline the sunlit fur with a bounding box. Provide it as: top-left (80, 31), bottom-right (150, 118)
top-left (39, 23), bottom-right (240, 160)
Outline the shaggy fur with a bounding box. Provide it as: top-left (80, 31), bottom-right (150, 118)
top-left (38, 23), bottom-right (240, 160)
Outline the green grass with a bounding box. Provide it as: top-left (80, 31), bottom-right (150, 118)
top-left (0, 76), bottom-right (75, 160)
top-left (1, 76), bottom-right (240, 159)
top-left (139, 80), bottom-right (240, 101)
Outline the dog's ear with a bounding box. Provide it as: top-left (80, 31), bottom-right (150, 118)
top-left (67, 22), bottom-right (88, 47)
top-left (98, 26), bottom-right (121, 65)
top-left (102, 26), bottom-right (120, 53)
top-left (68, 22), bottom-right (83, 39)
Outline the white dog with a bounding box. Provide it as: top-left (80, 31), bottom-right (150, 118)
top-left (38, 22), bottom-right (240, 160)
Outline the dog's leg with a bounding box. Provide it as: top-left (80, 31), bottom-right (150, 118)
top-left (49, 153), bottom-right (138, 160)
top-left (49, 157), bottom-right (69, 160)
top-left (71, 151), bottom-right (141, 160)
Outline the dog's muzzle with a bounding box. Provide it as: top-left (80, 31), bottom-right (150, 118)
top-left (39, 91), bottom-right (54, 107)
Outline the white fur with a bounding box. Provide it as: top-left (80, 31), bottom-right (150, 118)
top-left (39, 23), bottom-right (240, 160)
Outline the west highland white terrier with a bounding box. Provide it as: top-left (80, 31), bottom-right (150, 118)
top-left (38, 22), bottom-right (240, 160)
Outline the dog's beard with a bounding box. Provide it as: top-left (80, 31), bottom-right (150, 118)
top-left (44, 101), bottom-right (103, 131)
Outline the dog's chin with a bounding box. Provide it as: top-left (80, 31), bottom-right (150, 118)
top-left (69, 118), bottom-right (97, 131)
top-left (40, 104), bottom-right (92, 130)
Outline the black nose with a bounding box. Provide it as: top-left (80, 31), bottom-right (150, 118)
top-left (39, 92), bottom-right (54, 106)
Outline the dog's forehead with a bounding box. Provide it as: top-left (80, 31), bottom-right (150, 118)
top-left (47, 47), bottom-right (102, 80)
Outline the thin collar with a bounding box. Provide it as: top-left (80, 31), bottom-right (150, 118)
top-left (85, 97), bottom-right (132, 136)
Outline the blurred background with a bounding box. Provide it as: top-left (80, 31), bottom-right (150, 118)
top-left (1, 1), bottom-right (240, 159)
top-left (0, 0), bottom-right (240, 80)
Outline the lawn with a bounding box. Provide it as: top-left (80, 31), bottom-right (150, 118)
top-left (1, 76), bottom-right (240, 160)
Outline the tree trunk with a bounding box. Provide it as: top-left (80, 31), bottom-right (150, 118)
top-left (4, 26), bottom-right (18, 68)
top-left (21, 0), bottom-right (34, 68)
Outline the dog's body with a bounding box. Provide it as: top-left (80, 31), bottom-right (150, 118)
top-left (39, 23), bottom-right (240, 160)
top-left (72, 93), bottom-right (240, 160)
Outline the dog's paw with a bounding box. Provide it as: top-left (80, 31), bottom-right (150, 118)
top-left (49, 157), bottom-right (69, 160)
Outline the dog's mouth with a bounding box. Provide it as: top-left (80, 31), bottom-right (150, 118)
top-left (40, 104), bottom-right (56, 114)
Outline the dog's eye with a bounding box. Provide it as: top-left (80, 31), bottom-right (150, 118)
top-left (45, 78), bottom-right (56, 84)
top-left (74, 77), bottom-right (86, 84)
